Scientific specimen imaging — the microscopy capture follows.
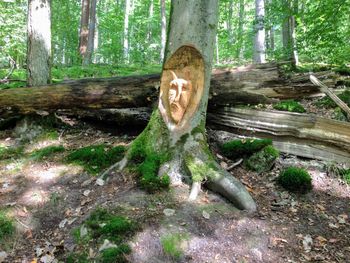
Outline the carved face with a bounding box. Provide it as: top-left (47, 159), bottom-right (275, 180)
top-left (168, 71), bottom-right (192, 124)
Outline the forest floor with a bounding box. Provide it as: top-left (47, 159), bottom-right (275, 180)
top-left (0, 101), bottom-right (349, 263)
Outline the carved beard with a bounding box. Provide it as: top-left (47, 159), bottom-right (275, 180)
top-left (168, 71), bottom-right (192, 124)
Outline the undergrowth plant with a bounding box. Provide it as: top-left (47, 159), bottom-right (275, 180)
top-left (66, 144), bottom-right (126, 174)
top-left (161, 233), bottom-right (189, 260)
top-left (0, 210), bottom-right (14, 241)
top-left (70, 208), bottom-right (135, 263)
top-left (278, 167), bottom-right (312, 193)
top-left (273, 100), bottom-right (306, 113)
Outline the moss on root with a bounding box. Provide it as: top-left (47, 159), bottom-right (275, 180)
top-left (128, 110), bottom-right (171, 192)
top-left (185, 154), bottom-right (218, 182)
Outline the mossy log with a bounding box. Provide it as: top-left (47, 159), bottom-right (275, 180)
top-left (0, 64), bottom-right (339, 117)
top-left (207, 107), bottom-right (350, 164)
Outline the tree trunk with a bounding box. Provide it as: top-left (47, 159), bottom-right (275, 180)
top-left (27, 0), bottom-right (51, 86)
top-left (123, 0), bottom-right (130, 63)
top-left (160, 0), bottom-right (166, 62)
top-left (282, 0), bottom-right (298, 67)
top-left (84, 0), bottom-right (97, 65)
top-left (208, 108), bottom-right (350, 163)
top-left (253, 0), bottom-right (266, 63)
top-left (0, 65), bottom-right (339, 116)
top-left (236, 0), bottom-right (245, 60)
top-left (79, 0), bottom-right (90, 63)
top-left (227, 0), bottom-right (234, 45)
top-left (116, 0), bottom-right (256, 211)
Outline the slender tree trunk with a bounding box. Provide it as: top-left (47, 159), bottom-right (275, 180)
top-left (147, 0), bottom-right (154, 43)
top-left (160, 0), bottom-right (166, 62)
top-left (84, 0), bottom-right (97, 65)
top-left (270, 27), bottom-right (275, 51)
top-left (227, 0), bottom-right (234, 45)
top-left (27, 0), bottom-right (51, 86)
top-left (253, 0), bottom-right (266, 63)
top-left (79, 0), bottom-right (90, 63)
top-left (123, 0), bottom-right (130, 63)
top-left (236, 0), bottom-right (244, 59)
top-left (215, 34), bottom-right (220, 64)
top-left (117, 0), bottom-right (256, 211)
top-left (282, 0), bottom-right (298, 67)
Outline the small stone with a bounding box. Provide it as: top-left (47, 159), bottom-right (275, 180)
top-left (80, 225), bottom-right (88, 238)
top-left (40, 254), bottom-right (55, 263)
top-left (96, 178), bottom-right (105, 186)
top-left (81, 179), bottom-right (93, 187)
top-left (83, 190), bottom-right (91, 197)
top-left (99, 239), bottom-right (117, 252)
top-left (163, 209), bottom-right (175, 216)
top-left (202, 211), bottom-right (210, 219)
top-left (58, 219), bottom-right (68, 229)
top-left (302, 235), bottom-right (313, 252)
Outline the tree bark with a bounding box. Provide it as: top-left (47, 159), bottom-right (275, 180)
top-left (253, 0), bottom-right (266, 63)
top-left (236, 0), bottom-right (245, 59)
top-left (208, 108), bottom-right (350, 163)
top-left (160, 0), bottom-right (166, 62)
top-left (282, 0), bottom-right (298, 68)
top-left (123, 0), bottom-right (130, 63)
top-left (0, 65), bottom-right (339, 116)
top-left (27, 0), bottom-right (51, 86)
top-left (116, 0), bottom-right (256, 211)
top-left (79, 0), bottom-right (90, 63)
top-left (84, 0), bottom-right (97, 65)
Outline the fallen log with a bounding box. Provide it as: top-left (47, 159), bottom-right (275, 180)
top-left (0, 63), bottom-right (340, 116)
top-left (207, 108), bottom-right (350, 164)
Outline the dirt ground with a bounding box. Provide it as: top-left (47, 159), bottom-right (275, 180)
top-left (0, 114), bottom-right (349, 263)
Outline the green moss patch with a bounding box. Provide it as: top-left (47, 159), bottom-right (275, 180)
top-left (273, 100), bottom-right (306, 113)
top-left (128, 111), bottom-right (170, 193)
top-left (30, 145), bottom-right (65, 161)
top-left (100, 245), bottom-right (132, 263)
top-left (246, 145), bottom-right (279, 173)
top-left (220, 138), bottom-right (272, 159)
top-left (0, 211), bottom-right (14, 241)
top-left (66, 144), bottom-right (126, 174)
top-left (278, 167), bottom-right (312, 193)
top-left (0, 145), bottom-right (24, 160)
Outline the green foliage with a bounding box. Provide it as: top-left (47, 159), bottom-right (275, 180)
top-left (66, 145), bottom-right (126, 174)
top-left (221, 138), bottom-right (273, 159)
top-left (100, 245), bottom-right (131, 263)
top-left (273, 100), bottom-right (306, 113)
top-left (0, 145), bottom-right (24, 160)
top-left (161, 233), bottom-right (189, 260)
top-left (315, 90), bottom-right (350, 109)
top-left (0, 211), bottom-right (14, 241)
top-left (30, 145), bottom-right (65, 161)
top-left (66, 252), bottom-right (89, 263)
top-left (246, 145), bottom-right (279, 173)
top-left (278, 167), bottom-right (312, 193)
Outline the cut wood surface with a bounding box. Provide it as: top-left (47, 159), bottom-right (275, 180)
top-left (207, 107), bottom-right (350, 163)
top-left (0, 63), bottom-right (340, 116)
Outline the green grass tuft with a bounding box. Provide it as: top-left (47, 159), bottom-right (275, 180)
top-left (0, 211), bottom-right (14, 241)
top-left (278, 167), bottom-right (312, 193)
top-left (30, 145), bottom-right (65, 161)
top-left (273, 100), bottom-right (306, 113)
top-left (100, 244), bottom-right (132, 263)
top-left (220, 138), bottom-right (272, 159)
top-left (66, 144), bottom-right (126, 174)
top-left (246, 145), bottom-right (279, 173)
top-left (161, 233), bottom-right (189, 260)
